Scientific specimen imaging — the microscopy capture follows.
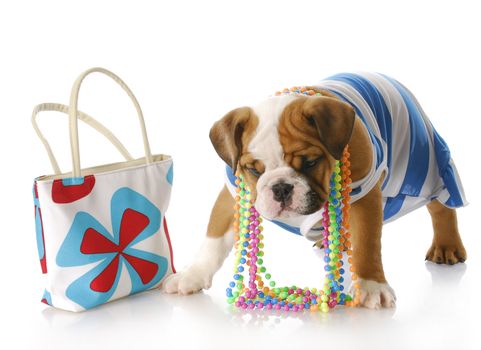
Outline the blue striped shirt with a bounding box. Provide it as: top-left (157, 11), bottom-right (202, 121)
top-left (226, 72), bottom-right (467, 240)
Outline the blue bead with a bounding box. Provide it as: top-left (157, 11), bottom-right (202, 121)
top-left (238, 266), bottom-right (244, 272)
top-left (328, 273), bottom-right (334, 279)
top-left (280, 301), bottom-right (286, 306)
top-left (324, 256), bottom-right (331, 263)
top-left (340, 285), bottom-right (344, 291)
top-left (243, 241), bottom-right (249, 247)
top-left (326, 248), bottom-right (331, 254)
top-left (340, 293), bottom-right (346, 299)
top-left (305, 303), bottom-right (311, 309)
top-left (241, 250), bottom-right (247, 256)
top-left (312, 299), bottom-right (317, 304)
top-left (288, 303), bottom-right (293, 308)
top-left (339, 277), bottom-right (344, 283)
top-left (272, 299), bottom-right (278, 304)
top-left (255, 300), bottom-right (259, 304)
top-left (240, 258), bottom-right (246, 264)
top-left (258, 292), bottom-right (265, 298)
top-left (229, 282), bottom-right (235, 288)
top-left (324, 265), bottom-right (331, 271)
top-left (244, 233), bottom-right (250, 238)
top-left (339, 268), bottom-right (345, 275)
top-left (234, 274), bottom-right (240, 280)
top-left (247, 300), bottom-right (252, 305)
top-left (226, 287), bottom-right (232, 293)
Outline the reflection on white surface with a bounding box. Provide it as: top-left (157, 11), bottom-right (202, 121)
top-left (26, 249), bottom-right (476, 350)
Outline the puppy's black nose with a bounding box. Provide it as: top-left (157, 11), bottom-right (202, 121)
top-left (272, 183), bottom-right (294, 203)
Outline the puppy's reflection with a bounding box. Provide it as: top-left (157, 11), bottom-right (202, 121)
top-left (424, 261), bottom-right (467, 288)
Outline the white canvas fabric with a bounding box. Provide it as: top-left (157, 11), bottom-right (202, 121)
top-left (32, 68), bottom-right (175, 312)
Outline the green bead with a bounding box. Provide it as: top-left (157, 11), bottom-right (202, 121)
top-left (269, 281), bottom-right (276, 287)
top-left (227, 297), bottom-right (235, 304)
top-left (257, 251), bottom-right (264, 256)
top-left (257, 258), bottom-right (263, 265)
top-left (345, 295), bottom-right (353, 301)
top-left (237, 283), bottom-right (243, 290)
top-left (296, 297), bottom-right (303, 303)
top-left (288, 294), bottom-right (295, 301)
top-left (260, 267), bottom-right (266, 273)
top-left (233, 291), bottom-right (239, 297)
top-left (239, 182), bottom-right (245, 188)
top-left (274, 288), bottom-right (281, 295)
top-left (282, 287), bottom-right (289, 292)
top-left (321, 295), bottom-right (328, 302)
top-left (265, 273), bottom-right (272, 280)
top-left (239, 190), bottom-right (245, 197)
top-left (279, 292), bottom-right (288, 300)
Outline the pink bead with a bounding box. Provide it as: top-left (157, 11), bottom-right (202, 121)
top-left (252, 247), bottom-right (259, 253)
top-left (283, 305), bottom-right (290, 311)
top-left (266, 304), bottom-right (273, 310)
top-left (253, 220), bottom-right (260, 226)
top-left (302, 297), bottom-right (308, 303)
top-left (293, 306), bottom-right (299, 312)
top-left (242, 303), bottom-right (248, 309)
top-left (328, 300), bottom-right (337, 308)
top-left (235, 301), bottom-right (241, 307)
top-left (330, 292), bottom-right (337, 298)
top-left (305, 290), bottom-right (311, 296)
top-left (251, 256), bottom-right (257, 262)
top-left (238, 296), bottom-right (245, 303)
top-left (275, 304), bottom-right (281, 310)
top-left (250, 233), bottom-right (256, 239)
top-left (299, 304), bottom-right (304, 310)
top-left (257, 302), bottom-right (264, 308)
top-left (249, 224), bottom-right (255, 230)
top-left (288, 289), bottom-right (294, 295)
top-left (253, 238), bottom-right (260, 244)
top-left (248, 303), bottom-right (255, 309)
top-left (254, 229), bottom-right (260, 234)
top-left (296, 288), bottom-right (303, 294)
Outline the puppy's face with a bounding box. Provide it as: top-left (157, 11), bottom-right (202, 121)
top-left (210, 93), bottom-right (355, 221)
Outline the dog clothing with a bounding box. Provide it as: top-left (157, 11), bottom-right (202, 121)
top-left (225, 72), bottom-right (467, 241)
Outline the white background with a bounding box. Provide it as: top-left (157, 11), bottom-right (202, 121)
top-left (1, 1), bottom-right (480, 349)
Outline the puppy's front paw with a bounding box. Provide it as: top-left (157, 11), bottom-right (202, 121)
top-left (161, 265), bottom-right (213, 295)
top-left (351, 279), bottom-right (396, 309)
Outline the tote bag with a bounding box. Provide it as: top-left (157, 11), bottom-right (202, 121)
top-left (31, 68), bottom-right (175, 312)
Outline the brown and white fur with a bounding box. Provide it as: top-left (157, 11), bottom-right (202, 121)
top-left (162, 91), bottom-right (467, 309)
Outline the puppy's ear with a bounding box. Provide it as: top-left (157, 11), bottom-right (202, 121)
top-left (209, 107), bottom-right (254, 170)
top-left (303, 97), bottom-right (355, 160)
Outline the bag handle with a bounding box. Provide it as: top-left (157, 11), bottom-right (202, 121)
top-left (69, 68), bottom-right (153, 177)
top-left (32, 103), bottom-right (134, 175)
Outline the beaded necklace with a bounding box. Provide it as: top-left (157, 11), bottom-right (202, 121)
top-left (225, 87), bottom-right (360, 313)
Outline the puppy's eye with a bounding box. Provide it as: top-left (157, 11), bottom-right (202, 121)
top-left (247, 167), bottom-right (262, 177)
top-left (303, 157), bottom-right (321, 170)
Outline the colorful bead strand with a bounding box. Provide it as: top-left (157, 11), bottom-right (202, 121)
top-left (226, 144), bottom-right (358, 313)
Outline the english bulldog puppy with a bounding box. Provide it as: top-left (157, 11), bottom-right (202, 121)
top-left (163, 72), bottom-right (468, 309)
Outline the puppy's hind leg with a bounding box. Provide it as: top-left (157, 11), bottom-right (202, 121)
top-left (162, 186), bottom-right (235, 295)
top-left (425, 199), bottom-right (467, 265)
